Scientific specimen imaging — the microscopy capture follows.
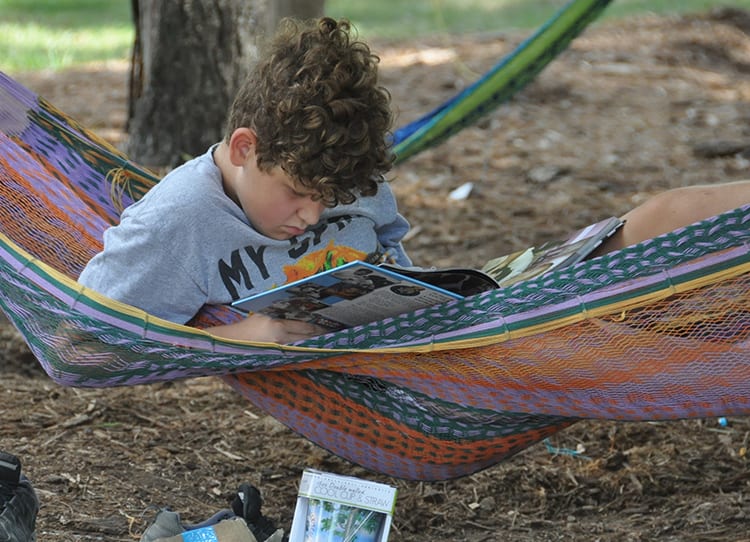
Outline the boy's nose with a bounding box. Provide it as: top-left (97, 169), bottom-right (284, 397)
top-left (298, 198), bottom-right (324, 226)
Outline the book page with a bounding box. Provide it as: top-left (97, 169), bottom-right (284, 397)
top-left (232, 261), bottom-right (461, 330)
top-left (315, 280), bottom-right (459, 328)
top-left (482, 216), bottom-right (623, 286)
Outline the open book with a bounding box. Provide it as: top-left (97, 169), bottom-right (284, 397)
top-left (232, 216), bottom-right (623, 330)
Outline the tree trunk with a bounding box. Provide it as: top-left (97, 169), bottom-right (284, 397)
top-left (127, 0), bottom-right (263, 168)
top-left (266, 0), bottom-right (325, 35)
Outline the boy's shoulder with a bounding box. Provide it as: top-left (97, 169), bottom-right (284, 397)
top-left (162, 147), bottom-right (219, 183)
top-left (124, 148), bottom-right (226, 219)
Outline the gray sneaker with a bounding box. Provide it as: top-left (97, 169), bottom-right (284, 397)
top-left (0, 452), bottom-right (39, 542)
top-left (140, 508), bottom-right (236, 542)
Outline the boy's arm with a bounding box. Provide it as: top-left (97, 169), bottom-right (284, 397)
top-left (207, 313), bottom-right (327, 344)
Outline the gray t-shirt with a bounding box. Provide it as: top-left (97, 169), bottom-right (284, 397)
top-left (78, 146), bottom-right (411, 324)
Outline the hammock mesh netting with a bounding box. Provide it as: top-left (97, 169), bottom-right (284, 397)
top-left (2, 0), bottom-right (749, 481)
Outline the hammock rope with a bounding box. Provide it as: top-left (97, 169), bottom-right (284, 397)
top-left (2, 0), bottom-right (750, 481)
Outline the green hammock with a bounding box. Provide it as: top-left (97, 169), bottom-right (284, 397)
top-left (2, 0), bottom-right (750, 482)
top-left (391, 0), bottom-right (613, 162)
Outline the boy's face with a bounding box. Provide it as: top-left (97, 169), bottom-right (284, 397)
top-left (234, 156), bottom-right (326, 241)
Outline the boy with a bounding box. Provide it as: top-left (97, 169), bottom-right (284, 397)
top-left (79, 18), bottom-right (411, 344)
top-left (79, 17), bottom-right (750, 344)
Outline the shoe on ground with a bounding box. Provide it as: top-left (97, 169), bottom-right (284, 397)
top-left (140, 508), bottom-right (235, 542)
top-left (231, 484), bottom-right (283, 542)
top-left (141, 483), bottom-right (284, 542)
top-left (0, 452), bottom-right (39, 542)
top-left (148, 517), bottom-right (258, 542)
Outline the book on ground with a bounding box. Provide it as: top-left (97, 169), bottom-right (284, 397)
top-left (288, 469), bottom-right (397, 542)
top-left (231, 216), bottom-right (623, 330)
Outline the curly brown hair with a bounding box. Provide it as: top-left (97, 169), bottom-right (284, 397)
top-left (224, 17), bottom-right (393, 206)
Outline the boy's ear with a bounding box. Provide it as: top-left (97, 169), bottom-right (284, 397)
top-left (228, 128), bottom-right (258, 166)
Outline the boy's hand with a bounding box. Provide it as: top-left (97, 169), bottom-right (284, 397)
top-left (208, 313), bottom-right (328, 344)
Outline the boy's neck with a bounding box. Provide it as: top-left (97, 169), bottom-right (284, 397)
top-left (213, 141), bottom-right (241, 207)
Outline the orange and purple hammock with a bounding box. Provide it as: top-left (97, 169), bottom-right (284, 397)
top-left (1, 0), bottom-right (749, 481)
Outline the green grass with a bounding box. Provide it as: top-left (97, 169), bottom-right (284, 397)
top-left (0, 0), bottom-right (133, 73)
top-left (2, 0), bottom-right (749, 73)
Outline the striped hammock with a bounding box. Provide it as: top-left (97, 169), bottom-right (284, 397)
top-left (2, 0), bottom-right (749, 482)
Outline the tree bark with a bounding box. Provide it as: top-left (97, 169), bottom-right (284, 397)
top-left (127, 0), bottom-right (263, 168)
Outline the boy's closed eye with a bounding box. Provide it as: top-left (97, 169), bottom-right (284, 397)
top-left (287, 182), bottom-right (330, 206)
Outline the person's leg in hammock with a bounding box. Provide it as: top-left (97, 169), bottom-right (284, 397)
top-left (593, 179), bottom-right (750, 256)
